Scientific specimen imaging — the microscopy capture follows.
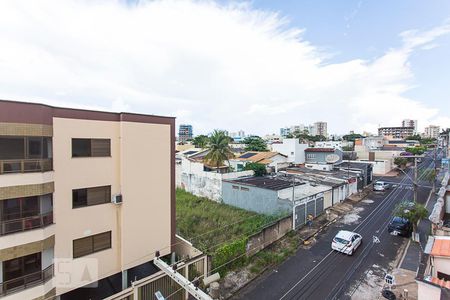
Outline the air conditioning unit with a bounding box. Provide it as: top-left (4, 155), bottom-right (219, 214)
top-left (112, 194), bottom-right (123, 205)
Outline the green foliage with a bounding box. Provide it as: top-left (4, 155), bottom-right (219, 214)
top-left (244, 163), bottom-right (267, 176)
top-left (243, 136), bottom-right (268, 152)
top-left (204, 130), bottom-right (234, 170)
top-left (342, 133), bottom-right (364, 142)
top-left (342, 145), bottom-right (354, 151)
top-left (176, 189), bottom-right (281, 275)
top-left (405, 134), bottom-right (422, 141)
top-left (292, 131), bottom-right (326, 142)
top-left (192, 135), bottom-right (209, 148)
top-left (213, 238), bottom-right (247, 276)
top-left (394, 157), bottom-right (408, 168)
top-left (405, 146), bottom-right (426, 155)
top-left (394, 202), bottom-right (428, 232)
top-left (421, 138), bottom-right (436, 145)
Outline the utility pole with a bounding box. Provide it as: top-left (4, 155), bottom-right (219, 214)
top-left (413, 156), bottom-right (418, 203)
top-left (434, 144), bottom-right (437, 192)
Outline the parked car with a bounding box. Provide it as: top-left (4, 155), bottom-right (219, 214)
top-left (373, 181), bottom-right (390, 191)
top-left (387, 216), bottom-right (412, 237)
top-left (331, 230), bottom-right (362, 255)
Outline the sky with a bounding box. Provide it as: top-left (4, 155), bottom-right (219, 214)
top-left (0, 0), bottom-right (449, 136)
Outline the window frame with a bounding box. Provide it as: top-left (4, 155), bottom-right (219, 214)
top-left (72, 185), bottom-right (111, 209)
top-left (73, 231), bottom-right (112, 259)
top-left (71, 138), bottom-right (111, 158)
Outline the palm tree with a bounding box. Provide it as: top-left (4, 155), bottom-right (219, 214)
top-left (204, 130), bottom-right (234, 172)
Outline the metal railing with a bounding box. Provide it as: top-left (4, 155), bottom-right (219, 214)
top-left (0, 211), bottom-right (53, 236)
top-left (0, 264), bottom-right (53, 296)
top-left (0, 158), bottom-right (52, 174)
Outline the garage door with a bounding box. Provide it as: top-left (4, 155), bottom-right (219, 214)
top-left (307, 200), bottom-right (316, 218)
top-left (316, 197), bottom-right (324, 215)
top-left (294, 203), bottom-right (306, 230)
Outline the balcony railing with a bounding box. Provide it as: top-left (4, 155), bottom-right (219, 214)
top-left (0, 211), bottom-right (53, 236)
top-left (0, 264), bottom-right (53, 296)
top-left (0, 159), bottom-right (52, 174)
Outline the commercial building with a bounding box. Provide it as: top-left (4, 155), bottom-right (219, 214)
top-left (402, 119), bottom-right (418, 133)
top-left (304, 148), bottom-right (343, 167)
top-left (178, 124), bottom-right (193, 142)
top-left (378, 126), bottom-right (414, 139)
top-left (424, 125), bottom-right (440, 139)
top-left (0, 100), bottom-right (175, 299)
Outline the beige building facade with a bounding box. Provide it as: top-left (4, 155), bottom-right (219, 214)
top-left (0, 100), bottom-right (175, 299)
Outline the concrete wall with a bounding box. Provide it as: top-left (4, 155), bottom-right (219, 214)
top-left (222, 182), bottom-right (292, 215)
top-left (357, 159), bottom-right (392, 175)
top-left (246, 216), bottom-right (292, 255)
top-left (180, 157), bottom-right (253, 201)
top-left (417, 281), bottom-right (441, 300)
top-left (433, 257), bottom-right (450, 278)
top-left (305, 150), bottom-right (343, 165)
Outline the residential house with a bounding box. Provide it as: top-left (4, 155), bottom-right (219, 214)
top-left (229, 152), bottom-right (289, 173)
top-left (0, 100), bottom-right (176, 300)
top-left (271, 139), bottom-right (308, 164)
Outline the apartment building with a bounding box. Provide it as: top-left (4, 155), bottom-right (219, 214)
top-left (178, 124), bottom-right (193, 143)
top-left (424, 125), bottom-right (440, 139)
top-left (312, 122), bottom-right (327, 137)
top-left (378, 126), bottom-right (414, 139)
top-left (402, 119), bottom-right (418, 133)
top-left (0, 100), bottom-right (175, 300)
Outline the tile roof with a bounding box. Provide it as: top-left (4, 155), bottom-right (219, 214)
top-left (305, 148), bottom-right (335, 152)
top-left (235, 151), bottom-right (285, 163)
top-left (431, 238), bottom-right (450, 257)
top-left (430, 277), bottom-right (450, 289)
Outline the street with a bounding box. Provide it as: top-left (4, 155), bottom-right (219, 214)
top-left (232, 153), bottom-right (437, 300)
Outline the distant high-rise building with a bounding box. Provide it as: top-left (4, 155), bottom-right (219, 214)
top-left (312, 121), bottom-right (327, 137)
top-left (424, 125), bottom-right (440, 139)
top-left (378, 126), bottom-right (414, 139)
top-left (402, 119), bottom-right (418, 133)
top-left (178, 124), bottom-right (193, 142)
top-left (280, 127), bottom-right (291, 137)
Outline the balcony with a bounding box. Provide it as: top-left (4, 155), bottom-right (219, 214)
top-left (0, 158), bottom-right (53, 175)
top-left (0, 211), bottom-right (53, 236)
top-left (0, 264), bottom-right (53, 296)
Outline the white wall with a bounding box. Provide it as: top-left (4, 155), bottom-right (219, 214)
top-left (356, 159), bottom-right (392, 175)
top-left (315, 141), bottom-right (343, 150)
top-left (417, 281), bottom-right (441, 300)
top-left (271, 139), bottom-right (308, 164)
top-left (180, 157), bottom-right (253, 201)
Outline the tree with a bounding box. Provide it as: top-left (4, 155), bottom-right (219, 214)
top-left (204, 130), bottom-right (234, 172)
top-left (244, 163), bottom-right (267, 176)
top-left (342, 145), bottom-right (354, 151)
top-left (394, 157), bottom-right (408, 169)
top-left (405, 146), bottom-right (426, 156)
top-left (342, 133), bottom-right (364, 142)
top-left (192, 135), bottom-right (209, 148)
top-left (394, 202), bottom-right (428, 234)
top-left (243, 136), bottom-right (268, 152)
top-left (405, 134), bottom-right (422, 141)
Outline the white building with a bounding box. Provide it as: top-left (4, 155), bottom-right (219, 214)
top-left (424, 125), bottom-right (440, 139)
top-left (315, 141), bottom-right (343, 150)
top-left (312, 121), bottom-right (327, 137)
top-left (271, 138), bottom-right (308, 164)
top-left (402, 119), bottom-right (418, 133)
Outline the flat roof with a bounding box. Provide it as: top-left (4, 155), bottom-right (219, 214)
top-left (225, 176), bottom-right (306, 191)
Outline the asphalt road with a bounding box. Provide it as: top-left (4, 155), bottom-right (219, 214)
top-left (232, 152), bottom-right (437, 300)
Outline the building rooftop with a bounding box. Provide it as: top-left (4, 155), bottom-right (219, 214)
top-left (225, 176), bottom-right (306, 191)
top-left (431, 237), bottom-right (450, 257)
top-left (305, 148), bottom-right (335, 152)
top-left (234, 151), bottom-right (286, 163)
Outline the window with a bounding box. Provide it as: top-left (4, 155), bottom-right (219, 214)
top-left (73, 231), bottom-right (111, 258)
top-left (232, 185), bottom-right (239, 190)
top-left (72, 139), bottom-right (111, 157)
top-left (307, 153), bottom-right (316, 159)
top-left (72, 186), bottom-right (111, 208)
top-left (240, 187), bottom-right (249, 191)
top-left (3, 253), bottom-right (41, 282)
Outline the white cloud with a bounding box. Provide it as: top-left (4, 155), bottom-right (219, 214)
top-left (0, 0), bottom-right (448, 135)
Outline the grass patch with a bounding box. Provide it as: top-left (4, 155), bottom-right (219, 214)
top-left (176, 188), bottom-right (282, 275)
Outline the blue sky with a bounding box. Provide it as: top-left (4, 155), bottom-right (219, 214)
top-left (248, 0), bottom-right (450, 109)
top-left (1, 0), bottom-right (449, 135)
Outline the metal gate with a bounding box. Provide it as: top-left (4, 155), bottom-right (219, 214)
top-left (293, 194), bottom-right (325, 230)
top-left (294, 203), bottom-right (306, 229)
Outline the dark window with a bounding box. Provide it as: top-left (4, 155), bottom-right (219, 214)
top-left (72, 186), bottom-right (111, 208)
top-left (0, 137), bottom-right (25, 159)
top-left (3, 252), bottom-right (42, 282)
top-left (73, 231), bottom-right (112, 258)
top-left (241, 187), bottom-right (249, 191)
top-left (72, 139), bottom-right (111, 157)
top-left (232, 185), bottom-right (239, 190)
